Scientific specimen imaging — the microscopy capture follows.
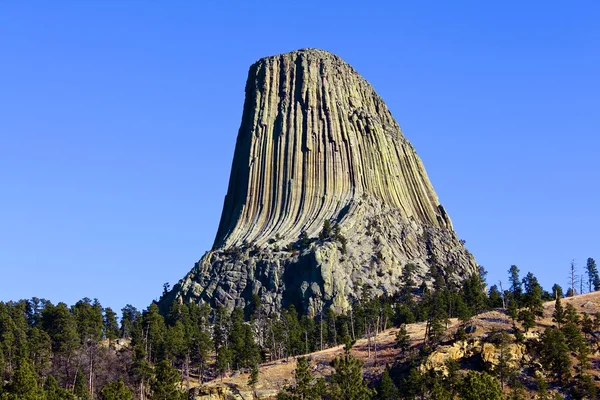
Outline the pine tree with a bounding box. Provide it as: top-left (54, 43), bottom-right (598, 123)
top-left (248, 363), bottom-right (259, 388)
top-left (44, 375), bottom-right (76, 400)
top-left (552, 284), bottom-right (563, 299)
top-left (586, 258), bottom-right (600, 292)
top-left (377, 367), bottom-right (398, 400)
top-left (458, 371), bottom-right (502, 400)
top-left (103, 307), bottom-right (120, 343)
top-left (571, 373), bottom-right (597, 400)
top-left (143, 303), bottom-right (166, 363)
top-left (130, 346), bottom-right (153, 400)
top-left (120, 305), bottom-right (139, 339)
top-left (2, 358), bottom-right (46, 400)
top-left (487, 285), bottom-right (504, 308)
top-left (552, 295), bottom-right (565, 328)
top-left (540, 327), bottom-right (571, 382)
top-left (28, 327), bottom-right (52, 375)
top-left (521, 272), bottom-right (543, 317)
top-left (278, 357), bottom-right (324, 400)
top-left (517, 309), bottom-right (535, 331)
top-left (395, 325), bottom-right (410, 356)
top-left (74, 370), bottom-right (90, 400)
top-left (328, 355), bottom-right (375, 400)
top-left (319, 220), bottom-right (332, 240)
top-left (215, 346), bottom-right (232, 380)
top-left (149, 360), bottom-right (185, 400)
top-left (508, 265), bottom-right (522, 304)
top-left (100, 379), bottom-right (134, 400)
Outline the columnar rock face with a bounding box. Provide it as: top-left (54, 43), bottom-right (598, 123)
top-left (164, 49), bottom-right (478, 315)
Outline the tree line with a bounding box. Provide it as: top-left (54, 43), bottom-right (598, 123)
top-left (0, 255), bottom-right (598, 399)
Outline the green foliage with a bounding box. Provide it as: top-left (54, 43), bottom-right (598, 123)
top-left (319, 220), bottom-right (332, 240)
top-left (487, 285), bottom-right (504, 308)
top-left (540, 327), bottom-right (571, 382)
top-left (395, 325), bottom-right (410, 355)
top-left (44, 375), bottom-right (76, 400)
top-left (377, 367), bottom-right (398, 400)
top-left (2, 358), bottom-right (46, 400)
top-left (248, 363), bottom-right (259, 388)
top-left (100, 379), bottom-right (133, 400)
top-left (215, 346), bottom-right (232, 378)
top-left (142, 303), bottom-right (166, 363)
top-left (328, 354), bottom-right (375, 400)
top-left (74, 370), bottom-right (89, 400)
top-left (458, 371), bottom-right (503, 400)
top-left (571, 373), bottom-right (597, 400)
top-left (72, 297), bottom-right (104, 343)
top-left (521, 272), bottom-right (543, 317)
top-left (119, 304), bottom-right (139, 339)
top-left (552, 295), bottom-right (565, 327)
top-left (508, 265), bottom-right (522, 303)
top-left (149, 360), bottom-right (185, 400)
top-left (229, 308), bottom-right (260, 369)
top-left (41, 302), bottom-right (79, 357)
top-left (278, 356), bottom-right (324, 400)
top-left (586, 258), bottom-right (600, 292)
top-left (517, 309), bottom-right (535, 331)
top-left (103, 307), bottom-right (119, 342)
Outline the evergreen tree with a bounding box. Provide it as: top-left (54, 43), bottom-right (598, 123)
top-left (28, 327), bottom-right (52, 375)
top-left (2, 358), bottom-right (46, 400)
top-left (521, 272), bottom-right (543, 317)
top-left (552, 295), bottom-right (565, 328)
top-left (377, 367), bottom-right (398, 400)
top-left (142, 303), bottom-right (166, 363)
top-left (72, 297), bottom-right (104, 344)
top-left (100, 379), bottom-right (133, 400)
top-left (517, 309), bottom-right (535, 331)
top-left (586, 258), bottom-right (600, 292)
top-left (319, 220), bottom-right (332, 240)
top-left (41, 302), bottom-right (79, 357)
top-left (248, 363), bottom-right (259, 388)
top-left (540, 327), bottom-right (571, 382)
top-left (328, 355), bottom-right (374, 400)
top-left (228, 308), bottom-right (259, 369)
top-left (74, 370), bottom-right (89, 400)
top-left (458, 371), bottom-right (502, 400)
top-left (103, 307), bottom-right (119, 343)
top-left (571, 373), bottom-right (597, 400)
top-left (400, 368), bottom-right (423, 400)
top-left (149, 360), bottom-right (185, 400)
top-left (487, 285), bottom-right (504, 308)
top-left (44, 375), bottom-right (76, 400)
top-left (395, 325), bottom-right (410, 356)
top-left (163, 321), bottom-right (186, 364)
top-left (130, 346), bottom-right (153, 400)
top-left (508, 265), bottom-right (522, 303)
top-left (120, 305), bottom-right (139, 339)
top-left (215, 346), bottom-right (232, 380)
top-left (552, 283), bottom-right (563, 299)
top-left (278, 357), bottom-right (324, 400)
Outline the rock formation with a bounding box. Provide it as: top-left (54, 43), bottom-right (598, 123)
top-left (163, 48), bottom-right (478, 315)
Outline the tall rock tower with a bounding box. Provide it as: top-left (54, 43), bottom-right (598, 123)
top-left (164, 49), bottom-right (477, 315)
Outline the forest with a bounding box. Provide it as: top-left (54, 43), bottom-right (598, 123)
top-left (1, 257), bottom-right (599, 399)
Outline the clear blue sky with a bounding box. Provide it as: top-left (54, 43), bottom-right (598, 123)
top-left (1, 2), bottom-right (598, 313)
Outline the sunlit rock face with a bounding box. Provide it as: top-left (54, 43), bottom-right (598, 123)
top-left (164, 49), bottom-right (478, 315)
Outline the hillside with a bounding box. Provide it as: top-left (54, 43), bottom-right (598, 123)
top-left (192, 291), bottom-right (600, 399)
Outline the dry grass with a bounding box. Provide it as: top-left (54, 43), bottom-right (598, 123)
top-left (193, 291), bottom-right (600, 393)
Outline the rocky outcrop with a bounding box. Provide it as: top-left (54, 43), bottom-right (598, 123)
top-left (164, 49), bottom-right (478, 315)
top-left (190, 385), bottom-right (278, 400)
top-left (420, 338), bottom-right (527, 375)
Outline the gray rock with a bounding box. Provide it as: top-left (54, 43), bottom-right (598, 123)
top-left (162, 49), bottom-right (477, 316)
